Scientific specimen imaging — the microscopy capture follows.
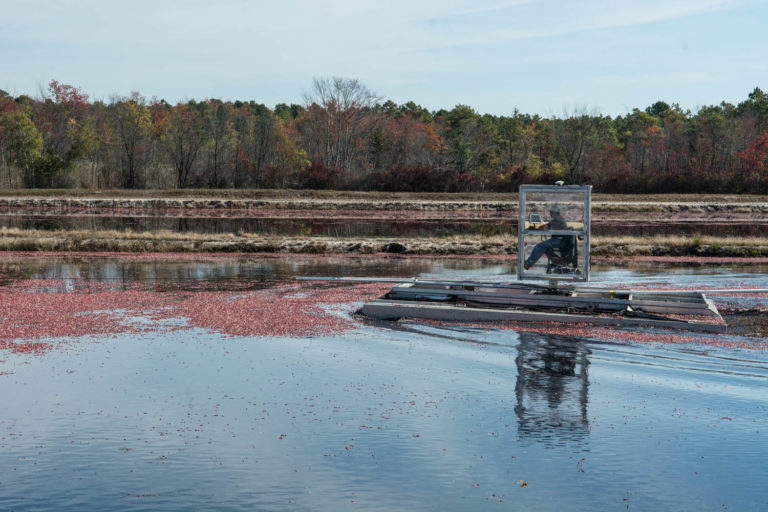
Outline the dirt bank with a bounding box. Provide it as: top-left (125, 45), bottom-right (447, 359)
top-left (3, 228), bottom-right (768, 257)
top-left (3, 196), bottom-right (768, 214)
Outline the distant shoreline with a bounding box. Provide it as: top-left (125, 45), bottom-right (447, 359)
top-left (2, 193), bottom-right (768, 257)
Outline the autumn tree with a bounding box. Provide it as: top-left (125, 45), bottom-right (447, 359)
top-left (652, 103), bottom-right (691, 190)
top-left (739, 132), bottom-right (768, 193)
top-left (111, 92), bottom-right (152, 188)
top-left (374, 103), bottom-right (440, 167)
top-left (228, 102), bottom-right (278, 188)
top-left (689, 103), bottom-right (743, 190)
top-left (4, 81), bottom-right (768, 194)
top-left (0, 90), bottom-right (16, 116)
top-left (300, 77), bottom-right (381, 185)
top-left (200, 99), bottom-right (236, 188)
top-left (444, 105), bottom-right (479, 175)
top-left (552, 109), bottom-right (597, 183)
top-left (268, 118), bottom-right (310, 188)
top-left (274, 103), bottom-right (305, 120)
top-left (0, 110), bottom-right (43, 187)
top-left (231, 105), bottom-right (253, 187)
top-left (614, 109), bottom-right (661, 191)
top-left (737, 87), bottom-right (768, 134)
top-left (364, 107), bottom-right (445, 191)
top-left (84, 101), bottom-right (118, 188)
top-left (0, 92), bottom-right (18, 185)
top-left (162, 102), bottom-right (207, 188)
top-left (33, 80), bottom-right (95, 186)
top-left (251, 109), bottom-right (276, 188)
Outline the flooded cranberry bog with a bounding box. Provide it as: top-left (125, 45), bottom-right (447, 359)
top-left (1, 252), bottom-right (768, 511)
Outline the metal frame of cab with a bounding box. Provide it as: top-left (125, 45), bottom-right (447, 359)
top-left (517, 184), bottom-right (592, 283)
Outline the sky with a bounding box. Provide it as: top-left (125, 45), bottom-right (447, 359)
top-left (1, 0), bottom-right (767, 116)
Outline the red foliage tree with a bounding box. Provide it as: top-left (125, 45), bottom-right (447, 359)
top-left (738, 132), bottom-right (768, 192)
top-left (0, 96), bottom-right (17, 115)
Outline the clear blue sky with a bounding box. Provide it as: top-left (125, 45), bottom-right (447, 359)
top-left (2, 0), bottom-right (766, 116)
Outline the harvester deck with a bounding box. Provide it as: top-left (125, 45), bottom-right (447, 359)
top-left (360, 279), bottom-right (726, 333)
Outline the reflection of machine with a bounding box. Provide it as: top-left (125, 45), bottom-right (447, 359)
top-left (515, 332), bottom-right (590, 446)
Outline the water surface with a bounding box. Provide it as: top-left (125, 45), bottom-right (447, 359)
top-left (1, 256), bottom-right (766, 511)
top-left (4, 207), bottom-right (766, 237)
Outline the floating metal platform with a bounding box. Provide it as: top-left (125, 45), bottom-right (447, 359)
top-left (351, 279), bottom-right (727, 333)
top-left (297, 184), bottom-right (729, 334)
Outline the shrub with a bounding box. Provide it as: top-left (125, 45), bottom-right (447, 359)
top-left (303, 161), bottom-right (339, 190)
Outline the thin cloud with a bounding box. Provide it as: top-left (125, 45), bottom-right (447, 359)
top-left (416, 0), bottom-right (737, 47)
top-left (443, 0), bottom-right (541, 17)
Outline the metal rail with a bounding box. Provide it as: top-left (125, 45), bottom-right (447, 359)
top-left (294, 276), bottom-right (768, 295)
top-left (294, 276), bottom-right (552, 290)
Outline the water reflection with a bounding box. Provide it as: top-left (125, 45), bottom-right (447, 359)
top-left (0, 212), bottom-right (511, 237)
top-left (4, 209), bottom-right (768, 237)
top-left (0, 256), bottom-right (504, 292)
top-left (514, 333), bottom-right (590, 447)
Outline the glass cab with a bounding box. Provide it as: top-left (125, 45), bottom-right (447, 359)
top-left (517, 185), bottom-right (592, 282)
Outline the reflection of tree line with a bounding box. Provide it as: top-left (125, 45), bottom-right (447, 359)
top-left (5, 258), bottom-right (483, 291)
top-left (16, 260), bottom-right (281, 292)
top-left (0, 262), bottom-right (38, 286)
top-left (515, 333), bottom-right (590, 446)
top-left (4, 212), bottom-right (766, 237)
top-left (0, 215), bottom-right (514, 237)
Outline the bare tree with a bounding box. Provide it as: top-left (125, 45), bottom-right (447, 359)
top-left (301, 77), bottom-right (381, 176)
top-left (202, 100), bottom-right (235, 188)
top-left (163, 103), bottom-right (207, 188)
top-left (553, 107), bottom-right (602, 183)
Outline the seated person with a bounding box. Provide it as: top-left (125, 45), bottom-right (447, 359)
top-left (523, 205), bottom-right (572, 270)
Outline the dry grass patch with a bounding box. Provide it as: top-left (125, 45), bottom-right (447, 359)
top-left (592, 235), bottom-right (768, 246)
top-left (1, 188), bottom-right (767, 203)
top-left (2, 227), bottom-right (768, 256)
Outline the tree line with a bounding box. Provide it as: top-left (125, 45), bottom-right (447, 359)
top-left (1, 78), bottom-right (767, 193)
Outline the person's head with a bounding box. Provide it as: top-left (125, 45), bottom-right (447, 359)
top-left (549, 205), bottom-right (561, 217)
